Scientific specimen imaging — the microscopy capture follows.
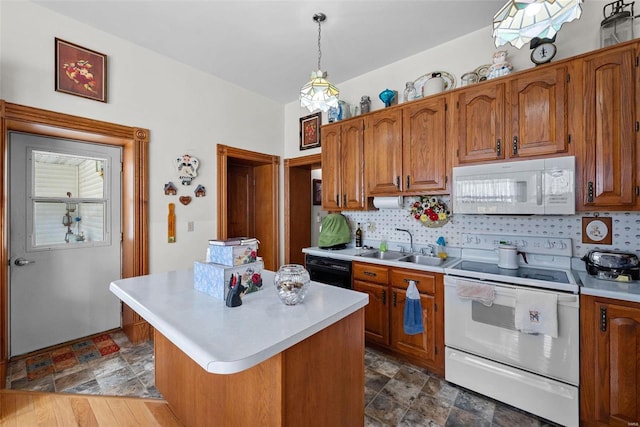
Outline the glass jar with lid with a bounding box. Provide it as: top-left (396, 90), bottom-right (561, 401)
top-left (403, 81), bottom-right (417, 102)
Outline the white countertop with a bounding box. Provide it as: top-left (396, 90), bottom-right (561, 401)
top-left (110, 269), bottom-right (368, 374)
top-left (577, 271), bottom-right (640, 303)
top-left (303, 246), bottom-right (460, 272)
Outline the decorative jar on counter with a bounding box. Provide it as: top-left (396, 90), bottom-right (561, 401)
top-left (274, 264), bottom-right (310, 305)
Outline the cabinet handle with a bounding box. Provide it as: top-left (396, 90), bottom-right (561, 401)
top-left (364, 271), bottom-right (377, 277)
top-left (382, 289), bottom-right (386, 305)
top-left (393, 290), bottom-right (397, 307)
top-left (600, 307), bottom-right (607, 332)
top-left (403, 278), bottom-right (420, 285)
top-left (512, 136), bottom-right (518, 156)
top-left (343, 194), bottom-right (347, 206)
top-left (587, 182), bottom-right (594, 203)
top-left (496, 139), bottom-right (502, 157)
top-left (396, 176), bottom-right (400, 190)
top-left (406, 175), bottom-right (410, 189)
top-left (336, 195), bottom-right (340, 205)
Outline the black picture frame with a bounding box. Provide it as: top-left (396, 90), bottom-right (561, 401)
top-left (312, 179), bottom-right (322, 205)
top-left (299, 112), bottom-right (321, 150)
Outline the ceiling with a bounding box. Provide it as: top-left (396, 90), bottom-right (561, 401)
top-left (35, 1), bottom-right (506, 104)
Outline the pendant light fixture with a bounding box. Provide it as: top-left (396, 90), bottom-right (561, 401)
top-left (493, 0), bottom-right (583, 48)
top-left (300, 13), bottom-right (339, 112)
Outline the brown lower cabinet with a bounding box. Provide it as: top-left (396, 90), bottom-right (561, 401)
top-left (353, 262), bottom-right (444, 376)
top-left (580, 294), bottom-right (640, 426)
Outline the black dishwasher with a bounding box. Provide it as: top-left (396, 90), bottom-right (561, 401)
top-left (305, 254), bottom-right (352, 289)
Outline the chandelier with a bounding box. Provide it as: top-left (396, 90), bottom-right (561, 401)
top-left (493, 0), bottom-right (583, 48)
top-left (300, 13), bottom-right (339, 112)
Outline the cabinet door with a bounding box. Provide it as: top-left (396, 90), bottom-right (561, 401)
top-left (321, 123), bottom-right (342, 210)
top-left (390, 288), bottom-right (436, 364)
top-left (403, 96), bottom-right (448, 193)
top-left (510, 65), bottom-right (569, 158)
top-left (341, 118), bottom-right (366, 210)
top-left (454, 82), bottom-right (507, 164)
top-left (365, 109), bottom-right (403, 195)
top-left (581, 45), bottom-right (638, 208)
top-left (581, 296), bottom-right (640, 425)
top-left (353, 280), bottom-right (389, 346)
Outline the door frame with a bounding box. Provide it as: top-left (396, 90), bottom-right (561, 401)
top-left (283, 153), bottom-right (321, 264)
top-left (217, 144), bottom-right (279, 271)
top-left (0, 100), bottom-right (149, 383)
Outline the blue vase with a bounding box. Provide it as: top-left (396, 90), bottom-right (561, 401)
top-left (379, 89), bottom-right (396, 108)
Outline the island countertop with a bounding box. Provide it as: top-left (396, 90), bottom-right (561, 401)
top-left (110, 269), bottom-right (368, 374)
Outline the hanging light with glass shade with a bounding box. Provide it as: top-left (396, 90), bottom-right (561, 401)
top-left (300, 13), bottom-right (339, 112)
top-left (492, 0), bottom-right (583, 48)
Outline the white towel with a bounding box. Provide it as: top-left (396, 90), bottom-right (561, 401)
top-left (455, 280), bottom-right (496, 307)
top-left (514, 289), bottom-right (558, 338)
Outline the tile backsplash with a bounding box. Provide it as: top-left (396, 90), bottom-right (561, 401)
top-left (342, 196), bottom-right (640, 258)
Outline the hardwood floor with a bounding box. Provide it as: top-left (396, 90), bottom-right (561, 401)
top-left (0, 389), bottom-right (182, 426)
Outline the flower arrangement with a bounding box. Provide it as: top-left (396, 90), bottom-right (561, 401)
top-left (409, 196), bottom-right (451, 228)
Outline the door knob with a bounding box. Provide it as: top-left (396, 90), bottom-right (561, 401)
top-left (14, 258), bottom-right (36, 266)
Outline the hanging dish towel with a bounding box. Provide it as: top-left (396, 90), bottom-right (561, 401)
top-left (455, 279), bottom-right (496, 307)
top-left (404, 280), bottom-right (424, 335)
top-left (514, 288), bottom-right (558, 338)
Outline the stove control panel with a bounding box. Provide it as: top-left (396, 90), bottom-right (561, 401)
top-left (461, 233), bottom-right (572, 257)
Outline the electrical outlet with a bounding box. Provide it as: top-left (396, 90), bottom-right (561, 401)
top-left (187, 221), bottom-right (194, 232)
top-left (367, 222), bottom-right (375, 232)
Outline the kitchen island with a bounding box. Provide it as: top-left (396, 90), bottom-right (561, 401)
top-left (110, 268), bottom-right (368, 426)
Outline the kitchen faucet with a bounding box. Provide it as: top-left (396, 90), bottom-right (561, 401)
top-left (395, 228), bottom-right (413, 253)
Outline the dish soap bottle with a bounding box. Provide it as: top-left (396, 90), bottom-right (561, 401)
top-left (355, 223), bottom-right (363, 248)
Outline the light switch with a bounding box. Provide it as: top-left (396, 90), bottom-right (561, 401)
top-left (187, 221), bottom-right (194, 232)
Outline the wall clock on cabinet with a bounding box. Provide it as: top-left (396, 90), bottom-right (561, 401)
top-left (530, 37), bottom-right (557, 66)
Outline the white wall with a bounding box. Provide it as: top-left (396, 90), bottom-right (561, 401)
top-left (0, 0), bottom-right (283, 273)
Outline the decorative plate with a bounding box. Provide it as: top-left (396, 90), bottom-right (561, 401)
top-left (585, 219), bottom-right (608, 242)
top-left (474, 64), bottom-right (491, 81)
top-left (413, 71), bottom-right (456, 96)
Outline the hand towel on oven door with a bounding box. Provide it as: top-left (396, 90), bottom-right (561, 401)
top-left (514, 289), bottom-right (558, 338)
top-left (403, 280), bottom-right (424, 335)
top-left (455, 279), bottom-right (496, 306)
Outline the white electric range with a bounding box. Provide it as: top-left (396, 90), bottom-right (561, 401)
top-left (443, 233), bottom-right (579, 427)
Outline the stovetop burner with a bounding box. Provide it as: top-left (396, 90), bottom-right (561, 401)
top-left (452, 261), bottom-right (570, 284)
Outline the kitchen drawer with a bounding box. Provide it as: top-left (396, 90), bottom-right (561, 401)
top-left (353, 262), bottom-right (389, 285)
top-left (390, 268), bottom-right (437, 294)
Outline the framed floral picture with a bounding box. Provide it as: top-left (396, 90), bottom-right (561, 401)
top-left (299, 112), bottom-right (321, 150)
top-left (55, 38), bottom-right (107, 102)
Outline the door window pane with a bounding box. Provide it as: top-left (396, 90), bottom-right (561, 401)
top-left (31, 151), bottom-right (107, 247)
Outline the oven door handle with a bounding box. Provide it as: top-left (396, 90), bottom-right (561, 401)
top-left (451, 279), bottom-right (578, 307)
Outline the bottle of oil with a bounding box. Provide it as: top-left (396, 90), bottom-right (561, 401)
top-left (355, 223), bottom-right (363, 248)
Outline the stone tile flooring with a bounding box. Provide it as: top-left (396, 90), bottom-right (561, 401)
top-left (7, 331), bottom-right (559, 426)
top-left (5, 331), bottom-right (160, 399)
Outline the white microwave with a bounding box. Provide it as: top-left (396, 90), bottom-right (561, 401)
top-left (452, 156), bottom-right (575, 215)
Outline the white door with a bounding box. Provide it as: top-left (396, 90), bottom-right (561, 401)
top-left (9, 132), bottom-right (122, 357)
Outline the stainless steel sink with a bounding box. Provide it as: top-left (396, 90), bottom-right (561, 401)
top-left (358, 250), bottom-right (407, 260)
top-left (399, 254), bottom-right (444, 266)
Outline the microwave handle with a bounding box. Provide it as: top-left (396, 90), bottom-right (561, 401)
top-left (536, 171), bottom-right (543, 205)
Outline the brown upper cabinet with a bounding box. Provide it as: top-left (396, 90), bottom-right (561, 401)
top-left (321, 118), bottom-right (367, 211)
top-left (509, 64), bottom-right (569, 158)
top-left (365, 95), bottom-right (448, 196)
top-left (453, 81), bottom-right (507, 164)
top-left (453, 63), bottom-right (569, 164)
top-left (575, 43), bottom-right (639, 210)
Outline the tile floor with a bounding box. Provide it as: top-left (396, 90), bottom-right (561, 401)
top-left (5, 331), bottom-right (160, 399)
top-left (6, 331), bottom-right (560, 426)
